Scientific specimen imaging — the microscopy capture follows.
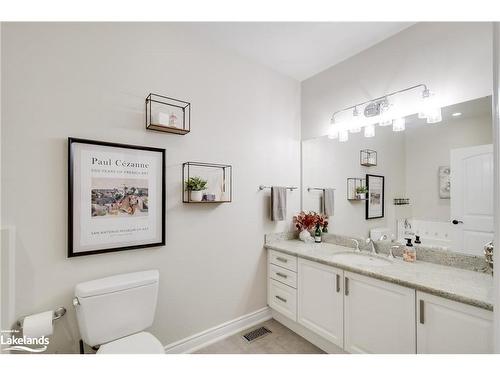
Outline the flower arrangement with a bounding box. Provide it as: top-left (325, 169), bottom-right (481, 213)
top-left (293, 211), bottom-right (329, 232)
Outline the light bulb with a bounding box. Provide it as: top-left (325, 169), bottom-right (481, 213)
top-left (364, 124), bottom-right (375, 138)
top-left (379, 99), bottom-right (392, 126)
top-left (328, 126), bottom-right (339, 139)
top-left (339, 130), bottom-right (349, 142)
top-left (379, 118), bottom-right (393, 127)
top-left (392, 117), bottom-right (406, 132)
top-left (426, 107), bottom-right (442, 124)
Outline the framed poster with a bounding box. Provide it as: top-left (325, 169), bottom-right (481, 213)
top-left (365, 174), bottom-right (384, 220)
top-left (68, 138), bottom-right (165, 257)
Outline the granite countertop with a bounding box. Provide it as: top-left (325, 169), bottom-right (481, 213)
top-left (265, 239), bottom-right (494, 311)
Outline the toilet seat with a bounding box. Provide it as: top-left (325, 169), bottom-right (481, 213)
top-left (97, 331), bottom-right (164, 354)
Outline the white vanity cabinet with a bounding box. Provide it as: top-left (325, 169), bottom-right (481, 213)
top-left (343, 271), bottom-right (416, 354)
top-left (297, 259), bottom-right (344, 347)
top-left (416, 291), bottom-right (493, 354)
top-left (267, 248), bottom-right (492, 354)
top-left (268, 250), bottom-right (298, 321)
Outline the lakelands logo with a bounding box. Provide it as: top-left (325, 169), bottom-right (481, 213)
top-left (1, 330), bottom-right (49, 353)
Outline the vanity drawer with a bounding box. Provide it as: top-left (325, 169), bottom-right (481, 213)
top-left (269, 264), bottom-right (297, 288)
top-left (268, 250), bottom-right (297, 272)
top-left (268, 279), bottom-right (297, 321)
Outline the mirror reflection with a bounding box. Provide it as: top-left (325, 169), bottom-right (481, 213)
top-left (302, 96), bottom-right (493, 256)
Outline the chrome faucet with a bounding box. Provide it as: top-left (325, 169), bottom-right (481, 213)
top-left (351, 239), bottom-right (361, 252)
top-left (366, 238), bottom-right (377, 255)
top-left (388, 245), bottom-right (398, 259)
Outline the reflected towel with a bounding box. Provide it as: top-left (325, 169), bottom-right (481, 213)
top-left (323, 188), bottom-right (335, 217)
top-left (271, 186), bottom-right (287, 221)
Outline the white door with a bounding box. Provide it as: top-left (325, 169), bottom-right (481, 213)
top-left (450, 144), bottom-right (493, 255)
top-left (343, 271), bottom-right (415, 354)
top-left (297, 259), bottom-right (343, 347)
top-left (417, 291), bottom-right (493, 353)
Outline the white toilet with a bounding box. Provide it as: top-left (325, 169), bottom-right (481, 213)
top-left (73, 269), bottom-right (164, 354)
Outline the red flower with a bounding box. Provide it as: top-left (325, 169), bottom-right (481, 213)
top-left (293, 211), bottom-right (328, 231)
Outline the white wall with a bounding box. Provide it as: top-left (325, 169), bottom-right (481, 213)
top-left (302, 127), bottom-right (406, 238)
top-left (405, 114), bottom-right (492, 221)
top-left (301, 22), bottom-right (492, 140)
top-left (0, 23), bottom-right (301, 353)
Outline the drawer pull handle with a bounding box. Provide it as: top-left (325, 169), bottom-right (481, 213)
top-left (276, 257), bottom-right (288, 263)
top-left (276, 272), bottom-right (288, 279)
top-left (336, 274), bottom-right (340, 293)
top-left (345, 277), bottom-right (349, 296)
top-left (275, 295), bottom-right (287, 303)
top-left (419, 299), bottom-right (425, 324)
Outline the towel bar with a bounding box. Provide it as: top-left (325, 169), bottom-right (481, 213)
top-left (307, 187), bottom-right (336, 192)
top-left (258, 185), bottom-right (297, 191)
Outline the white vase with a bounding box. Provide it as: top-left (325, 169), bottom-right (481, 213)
top-left (299, 229), bottom-right (312, 242)
top-left (357, 193), bottom-right (366, 200)
top-left (190, 190), bottom-right (203, 202)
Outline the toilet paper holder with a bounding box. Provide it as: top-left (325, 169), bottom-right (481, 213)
top-left (16, 307), bottom-right (67, 329)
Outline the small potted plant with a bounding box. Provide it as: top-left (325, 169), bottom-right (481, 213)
top-left (185, 176), bottom-right (208, 202)
top-left (355, 186), bottom-right (368, 200)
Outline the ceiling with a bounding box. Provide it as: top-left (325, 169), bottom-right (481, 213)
top-left (183, 22), bottom-right (415, 81)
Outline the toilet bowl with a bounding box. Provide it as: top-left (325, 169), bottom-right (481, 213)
top-left (74, 270), bottom-right (164, 354)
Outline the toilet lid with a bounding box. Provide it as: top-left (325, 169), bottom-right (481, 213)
top-left (97, 331), bottom-right (164, 354)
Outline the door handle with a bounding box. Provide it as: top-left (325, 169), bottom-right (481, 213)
top-left (452, 219), bottom-right (464, 225)
top-left (419, 299), bottom-right (425, 324)
top-left (344, 277), bottom-right (349, 296)
top-left (336, 274), bottom-right (340, 293)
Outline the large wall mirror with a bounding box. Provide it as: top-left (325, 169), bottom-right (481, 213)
top-left (302, 95), bottom-right (493, 257)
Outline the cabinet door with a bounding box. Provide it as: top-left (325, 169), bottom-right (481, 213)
top-left (344, 271), bottom-right (415, 354)
top-left (297, 259), bottom-right (343, 347)
top-left (416, 291), bottom-right (493, 353)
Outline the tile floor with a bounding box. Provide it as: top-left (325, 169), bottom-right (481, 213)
top-left (194, 319), bottom-right (325, 354)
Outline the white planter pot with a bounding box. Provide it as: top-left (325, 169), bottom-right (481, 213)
top-left (357, 193), bottom-right (366, 200)
top-left (299, 229), bottom-right (312, 242)
top-left (189, 190), bottom-right (203, 202)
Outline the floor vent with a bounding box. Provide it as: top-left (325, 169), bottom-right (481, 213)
top-left (242, 326), bottom-right (272, 342)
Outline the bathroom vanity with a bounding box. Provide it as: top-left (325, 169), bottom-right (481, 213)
top-left (265, 239), bottom-right (493, 354)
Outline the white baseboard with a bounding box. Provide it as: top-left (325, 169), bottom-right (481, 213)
top-left (163, 307), bottom-right (272, 354)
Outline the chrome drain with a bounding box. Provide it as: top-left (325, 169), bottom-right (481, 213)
top-left (242, 326), bottom-right (272, 342)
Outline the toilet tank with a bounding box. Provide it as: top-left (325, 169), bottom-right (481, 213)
top-left (74, 270), bottom-right (159, 347)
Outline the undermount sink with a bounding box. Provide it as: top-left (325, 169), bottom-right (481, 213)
top-left (331, 252), bottom-right (394, 266)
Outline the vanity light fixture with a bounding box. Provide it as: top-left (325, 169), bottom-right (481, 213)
top-left (328, 117), bottom-right (339, 139)
top-left (364, 124), bottom-right (375, 138)
top-left (392, 117), bottom-right (406, 132)
top-left (339, 130), bottom-right (349, 142)
top-left (426, 107), bottom-right (442, 124)
top-left (328, 84), bottom-right (441, 142)
top-left (378, 99), bottom-right (393, 126)
top-left (350, 107), bottom-right (362, 133)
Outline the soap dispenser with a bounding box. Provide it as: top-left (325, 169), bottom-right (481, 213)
top-left (403, 238), bottom-right (416, 262)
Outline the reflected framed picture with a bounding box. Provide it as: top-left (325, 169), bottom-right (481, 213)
top-left (365, 174), bottom-right (385, 220)
top-left (438, 166), bottom-right (451, 199)
top-left (68, 138), bottom-right (165, 257)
